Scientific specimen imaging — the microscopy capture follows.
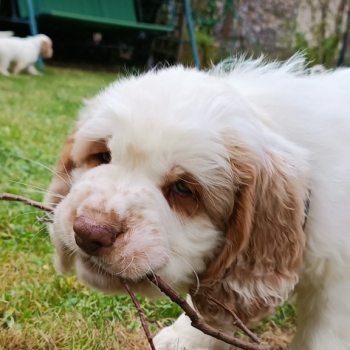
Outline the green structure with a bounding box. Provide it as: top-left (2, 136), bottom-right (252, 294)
top-left (5, 0), bottom-right (200, 68)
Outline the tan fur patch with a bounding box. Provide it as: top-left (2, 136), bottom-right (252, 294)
top-left (126, 143), bottom-right (147, 164)
top-left (162, 167), bottom-right (224, 221)
top-left (40, 40), bottom-right (52, 58)
top-left (45, 135), bottom-right (75, 206)
top-left (192, 142), bottom-right (308, 327)
top-left (76, 140), bottom-right (110, 168)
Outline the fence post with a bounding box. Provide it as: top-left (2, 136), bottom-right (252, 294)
top-left (183, 0), bottom-right (200, 69)
top-left (25, 0), bottom-right (44, 68)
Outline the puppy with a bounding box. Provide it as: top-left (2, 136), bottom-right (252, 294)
top-left (45, 55), bottom-right (350, 350)
top-left (0, 34), bottom-right (53, 76)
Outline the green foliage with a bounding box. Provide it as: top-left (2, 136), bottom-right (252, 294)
top-left (295, 31), bottom-right (341, 67)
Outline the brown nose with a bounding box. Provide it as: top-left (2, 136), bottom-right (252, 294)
top-left (73, 216), bottom-right (119, 256)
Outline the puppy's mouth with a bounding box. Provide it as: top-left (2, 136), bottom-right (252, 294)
top-left (72, 216), bottom-right (168, 281)
top-left (79, 253), bottom-right (156, 282)
top-left (80, 256), bottom-right (127, 278)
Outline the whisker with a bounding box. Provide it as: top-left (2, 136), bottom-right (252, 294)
top-left (144, 252), bottom-right (158, 287)
top-left (9, 181), bottom-right (64, 199)
top-left (35, 226), bottom-right (51, 242)
top-left (10, 180), bottom-right (50, 193)
top-left (33, 212), bottom-right (52, 227)
top-left (164, 248), bottom-right (200, 295)
top-left (114, 255), bottom-right (134, 276)
top-left (12, 186), bottom-right (63, 200)
top-left (9, 210), bottom-right (42, 222)
top-left (13, 155), bottom-right (72, 189)
top-left (59, 156), bottom-right (73, 186)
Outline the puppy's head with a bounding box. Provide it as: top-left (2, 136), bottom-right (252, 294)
top-left (37, 34), bottom-right (53, 59)
top-left (46, 67), bottom-right (309, 320)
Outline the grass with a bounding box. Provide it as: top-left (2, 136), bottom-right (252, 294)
top-left (0, 67), bottom-right (295, 350)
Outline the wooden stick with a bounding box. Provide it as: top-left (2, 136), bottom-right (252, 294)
top-left (123, 280), bottom-right (156, 350)
top-left (207, 295), bottom-right (262, 345)
top-left (36, 215), bottom-right (53, 224)
top-left (0, 193), bottom-right (273, 350)
top-left (0, 193), bottom-right (53, 212)
top-left (147, 274), bottom-right (272, 350)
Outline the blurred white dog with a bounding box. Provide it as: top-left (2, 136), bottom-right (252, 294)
top-left (0, 34), bottom-right (53, 76)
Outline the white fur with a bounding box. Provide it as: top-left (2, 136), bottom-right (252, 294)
top-left (48, 54), bottom-right (350, 350)
top-left (0, 31), bottom-right (14, 38)
top-left (0, 34), bottom-right (52, 76)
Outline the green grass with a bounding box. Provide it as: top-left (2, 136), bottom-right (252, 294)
top-left (0, 67), bottom-right (295, 350)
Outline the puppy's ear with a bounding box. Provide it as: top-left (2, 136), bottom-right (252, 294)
top-left (45, 135), bottom-right (76, 275)
top-left (40, 40), bottom-right (53, 58)
top-left (193, 145), bottom-right (308, 326)
top-left (44, 134), bottom-right (75, 207)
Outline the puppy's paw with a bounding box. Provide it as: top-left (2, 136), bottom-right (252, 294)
top-left (153, 325), bottom-right (184, 350)
top-left (153, 314), bottom-right (231, 350)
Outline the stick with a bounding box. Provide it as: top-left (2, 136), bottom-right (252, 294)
top-left (0, 193), bottom-right (53, 212)
top-left (123, 280), bottom-right (156, 350)
top-left (147, 275), bottom-right (272, 350)
top-left (207, 295), bottom-right (262, 345)
top-left (36, 215), bottom-right (53, 224)
top-left (0, 193), bottom-right (272, 350)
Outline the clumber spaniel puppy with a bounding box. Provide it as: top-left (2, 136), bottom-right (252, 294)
top-left (0, 34), bottom-right (52, 76)
top-left (45, 55), bottom-right (350, 350)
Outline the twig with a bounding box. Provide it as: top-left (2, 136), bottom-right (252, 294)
top-left (147, 274), bottom-right (272, 350)
top-left (0, 193), bottom-right (53, 212)
top-left (207, 295), bottom-right (262, 345)
top-left (36, 215), bottom-right (53, 224)
top-left (0, 192), bottom-right (273, 350)
top-left (123, 280), bottom-right (156, 350)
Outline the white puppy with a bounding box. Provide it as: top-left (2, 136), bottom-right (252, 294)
top-left (0, 34), bottom-right (53, 76)
top-left (46, 55), bottom-right (350, 350)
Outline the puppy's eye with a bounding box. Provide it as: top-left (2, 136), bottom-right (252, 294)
top-left (171, 181), bottom-right (193, 197)
top-left (97, 152), bottom-right (111, 164)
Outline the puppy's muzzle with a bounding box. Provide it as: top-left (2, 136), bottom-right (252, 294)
top-left (73, 216), bottom-right (119, 255)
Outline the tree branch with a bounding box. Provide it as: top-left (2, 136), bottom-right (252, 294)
top-left (207, 295), bottom-right (262, 345)
top-left (147, 274), bottom-right (273, 350)
top-left (0, 193), bottom-right (274, 350)
top-left (123, 280), bottom-right (156, 350)
top-left (0, 193), bottom-right (53, 212)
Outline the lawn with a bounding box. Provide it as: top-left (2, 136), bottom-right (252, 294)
top-left (0, 67), bottom-right (295, 350)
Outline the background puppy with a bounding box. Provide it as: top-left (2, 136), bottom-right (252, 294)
top-left (0, 34), bottom-right (53, 76)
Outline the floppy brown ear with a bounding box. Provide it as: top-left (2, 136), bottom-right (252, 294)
top-left (44, 134), bottom-right (75, 207)
top-left (192, 147), bottom-right (308, 327)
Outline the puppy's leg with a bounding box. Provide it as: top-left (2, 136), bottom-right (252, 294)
top-left (154, 297), bottom-right (231, 350)
top-left (13, 61), bottom-right (38, 75)
top-left (289, 276), bottom-right (350, 350)
top-left (0, 67), bottom-right (10, 76)
top-left (12, 61), bottom-right (28, 75)
top-left (0, 59), bottom-right (11, 76)
top-left (154, 313), bottom-right (231, 350)
top-left (27, 64), bottom-right (42, 76)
